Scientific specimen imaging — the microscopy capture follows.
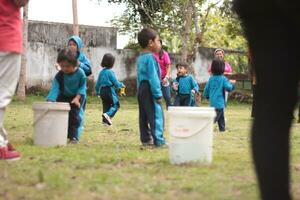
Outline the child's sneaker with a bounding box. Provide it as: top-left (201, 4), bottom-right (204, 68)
top-left (102, 113), bottom-right (112, 126)
top-left (70, 138), bottom-right (79, 144)
top-left (142, 139), bottom-right (154, 146)
top-left (155, 143), bottom-right (168, 149)
top-left (102, 121), bottom-right (111, 127)
top-left (0, 146), bottom-right (21, 161)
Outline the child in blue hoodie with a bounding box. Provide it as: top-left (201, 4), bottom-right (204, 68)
top-left (95, 53), bottom-right (125, 126)
top-left (67, 35), bottom-right (92, 76)
top-left (67, 35), bottom-right (91, 132)
top-left (136, 28), bottom-right (166, 147)
top-left (47, 48), bottom-right (86, 143)
top-left (203, 59), bottom-right (236, 132)
top-left (173, 63), bottom-right (199, 106)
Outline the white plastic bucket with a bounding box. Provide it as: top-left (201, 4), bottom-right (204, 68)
top-left (32, 102), bottom-right (70, 146)
top-left (167, 106), bottom-right (216, 164)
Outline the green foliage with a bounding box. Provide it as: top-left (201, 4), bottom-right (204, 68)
top-left (200, 9), bottom-right (247, 50)
top-left (110, 0), bottom-right (247, 56)
top-left (225, 54), bottom-right (249, 74)
top-left (123, 41), bottom-right (142, 51)
top-left (107, 0), bottom-right (172, 28)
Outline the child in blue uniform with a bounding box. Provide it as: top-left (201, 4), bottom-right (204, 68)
top-left (47, 48), bottom-right (87, 143)
top-left (67, 35), bottom-right (92, 76)
top-left (67, 35), bottom-right (91, 132)
top-left (203, 59), bottom-right (235, 132)
top-left (95, 53), bottom-right (124, 126)
top-left (136, 28), bottom-right (166, 147)
top-left (173, 63), bottom-right (199, 106)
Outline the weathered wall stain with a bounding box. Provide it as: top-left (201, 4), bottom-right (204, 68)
top-left (26, 21), bottom-right (247, 96)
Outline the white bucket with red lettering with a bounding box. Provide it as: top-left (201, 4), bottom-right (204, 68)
top-left (167, 107), bottom-right (215, 164)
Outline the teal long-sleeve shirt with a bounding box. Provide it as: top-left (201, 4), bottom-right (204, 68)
top-left (95, 68), bottom-right (124, 95)
top-left (136, 52), bottom-right (162, 99)
top-left (47, 68), bottom-right (87, 101)
top-left (203, 75), bottom-right (235, 109)
top-left (173, 74), bottom-right (199, 95)
top-left (68, 35), bottom-right (92, 76)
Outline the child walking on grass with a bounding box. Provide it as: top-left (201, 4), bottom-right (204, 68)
top-left (47, 48), bottom-right (87, 143)
top-left (203, 59), bottom-right (236, 132)
top-left (95, 53), bottom-right (125, 126)
top-left (172, 63), bottom-right (199, 106)
top-left (136, 28), bottom-right (166, 147)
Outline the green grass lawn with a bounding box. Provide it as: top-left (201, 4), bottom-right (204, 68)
top-left (1, 96), bottom-right (300, 200)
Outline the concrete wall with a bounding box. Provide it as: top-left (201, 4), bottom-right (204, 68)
top-left (26, 21), bottom-right (246, 95)
top-left (26, 20), bottom-right (118, 89)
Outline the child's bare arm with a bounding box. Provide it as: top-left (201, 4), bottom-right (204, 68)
top-left (230, 79), bottom-right (236, 84)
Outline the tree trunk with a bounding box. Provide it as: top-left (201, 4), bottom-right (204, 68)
top-left (191, 0), bottom-right (201, 61)
top-left (181, 0), bottom-right (193, 63)
top-left (72, 0), bottom-right (79, 35)
top-left (16, 4), bottom-right (28, 100)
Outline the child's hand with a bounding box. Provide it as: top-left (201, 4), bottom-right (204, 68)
top-left (191, 89), bottom-right (196, 94)
top-left (162, 77), bottom-right (168, 85)
top-left (54, 63), bottom-right (61, 71)
top-left (71, 96), bottom-right (81, 108)
top-left (156, 97), bottom-right (162, 103)
top-left (118, 87), bottom-right (126, 96)
top-left (230, 80), bottom-right (236, 84)
top-left (172, 82), bottom-right (179, 91)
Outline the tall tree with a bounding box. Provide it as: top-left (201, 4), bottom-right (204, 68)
top-left (181, 0), bottom-right (193, 62)
top-left (109, 0), bottom-right (245, 63)
top-left (107, 0), bottom-right (168, 28)
top-left (72, 0), bottom-right (79, 35)
top-left (16, 3), bottom-right (29, 100)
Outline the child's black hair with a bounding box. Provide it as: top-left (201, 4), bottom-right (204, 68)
top-left (101, 53), bottom-right (115, 69)
top-left (137, 28), bottom-right (158, 48)
top-left (211, 58), bottom-right (225, 75)
top-left (57, 48), bottom-right (78, 67)
top-left (176, 63), bottom-right (189, 69)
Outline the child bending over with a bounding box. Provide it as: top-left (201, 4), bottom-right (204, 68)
top-left (47, 48), bottom-right (87, 143)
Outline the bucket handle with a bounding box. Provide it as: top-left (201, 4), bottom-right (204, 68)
top-left (33, 109), bottom-right (49, 126)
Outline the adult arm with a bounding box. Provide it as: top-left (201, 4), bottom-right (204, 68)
top-left (224, 62), bottom-right (233, 75)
